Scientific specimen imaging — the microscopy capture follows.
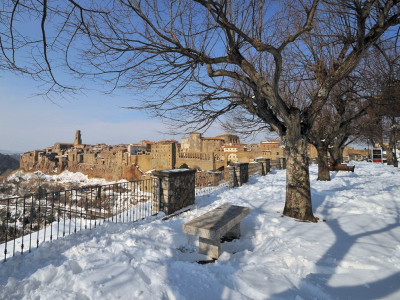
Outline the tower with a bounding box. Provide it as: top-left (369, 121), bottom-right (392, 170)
top-left (74, 130), bottom-right (82, 146)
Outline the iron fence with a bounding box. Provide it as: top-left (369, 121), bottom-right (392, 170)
top-left (0, 178), bottom-right (159, 262)
top-left (195, 169), bottom-right (231, 196)
top-left (248, 162), bottom-right (263, 176)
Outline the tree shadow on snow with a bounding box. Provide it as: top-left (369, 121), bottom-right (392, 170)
top-left (270, 194), bottom-right (400, 299)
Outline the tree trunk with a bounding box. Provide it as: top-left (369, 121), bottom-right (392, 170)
top-left (389, 127), bottom-right (397, 165)
top-left (383, 144), bottom-right (394, 165)
top-left (317, 145), bottom-right (331, 181)
top-left (339, 147), bottom-right (345, 163)
top-left (387, 150), bottom-right (394, 165)
top-left (329, 142), bottom-right (344, 166)
top-left (283, 132), bottom-right (318, 222)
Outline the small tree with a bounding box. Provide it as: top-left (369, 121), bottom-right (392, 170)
top-left (308, 75), bottom-right (370, 180)
top-left (179, 163), bottom-right (190, 169)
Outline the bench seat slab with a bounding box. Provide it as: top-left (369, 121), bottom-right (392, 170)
top-left (183, 204), bottom-right (250, 240)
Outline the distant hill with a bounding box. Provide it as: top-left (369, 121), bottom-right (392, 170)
top-left (0, 149), bottom-right (22, 161)
top-left (0, 153), bottom-right (20, 175)
top-left (9, 153), bottom-right (21, 162)
top-left (0, 149), bottom-right (17, 155)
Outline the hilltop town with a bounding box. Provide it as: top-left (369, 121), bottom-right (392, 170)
top-left (18, 130), bottom-right (369, 181)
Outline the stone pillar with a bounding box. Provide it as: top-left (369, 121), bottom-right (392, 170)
top-left (255, 158), bottom-right (270, 175)
top-left (228, 162), bottom-right (249, 187)
top-left (256, 162), bottom-right (263, 175)
top-left (266, 159), bottom-right (271, 173)
top-left (276, 159), bottom-right (281, 170)
top-left (152, 169), bottom-right (196, 215)
top-left (229, 166), bottom-right (238, 188)
top-left (279, 157), bottom-right (286, 170)
top-left (152, 177), bottom-right (162, 212)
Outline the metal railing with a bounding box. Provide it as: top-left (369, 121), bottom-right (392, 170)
top-left (248, 162), bottom-right (263, 176)
top-left (0, 178), bottom-right (159, 262)
top-left (195, 169), bottom-right (231, 196)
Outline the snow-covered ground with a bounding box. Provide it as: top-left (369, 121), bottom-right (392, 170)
top-left (7, 170), bottom-right (120, 187)
top-left (1, 162), bottom-right (399, 299)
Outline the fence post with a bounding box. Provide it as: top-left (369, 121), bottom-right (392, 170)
top-left (152, 169), bottom-right (196, 215)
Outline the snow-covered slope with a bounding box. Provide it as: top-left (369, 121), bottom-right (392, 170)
top-left (7, 170), bottom-right (120, 186)
top-left (1, 162), bottom-right (399, 299)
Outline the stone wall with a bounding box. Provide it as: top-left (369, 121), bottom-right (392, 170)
top-left (135, 154), bottom-right (152, 172)
top-left (176, 152), bottom-right (217, 170)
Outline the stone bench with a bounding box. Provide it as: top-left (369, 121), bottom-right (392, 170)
top-left (328, 163), bottom-right (355, 172)
top-left (183, 204), bottom-right (250, 259)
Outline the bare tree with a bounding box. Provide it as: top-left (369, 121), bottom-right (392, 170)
top-left (328, 120), bottom-right (366, 166)
top-left (376, 46), bottom-right (400, 165)
top-left (1, 1), bottom-right (399, 221)
top-left (308, 74), bottom-right (370, 180)
top-left (359, 42), bottom-right (400, 164)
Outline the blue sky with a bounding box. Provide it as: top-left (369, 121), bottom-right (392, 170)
top-left (0, 1), bottom-right (280, 153)
top-left (0, 71), bottom-right (228, 153)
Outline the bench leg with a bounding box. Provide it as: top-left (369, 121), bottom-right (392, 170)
top-left (224, 223), bottom-right (241, 240)
top-left (199, 237), bottom-right (220, 259)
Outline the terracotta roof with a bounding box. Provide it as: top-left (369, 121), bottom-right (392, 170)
top-left (141, 140), bottom-right (155, 145)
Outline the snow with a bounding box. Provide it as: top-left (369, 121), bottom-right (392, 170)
top-left (7, 170), bottom-right (123, 187)
top-left (161, 169), bottom-right (191, 173)
top-left (1, 162), bottom-right (400, 299)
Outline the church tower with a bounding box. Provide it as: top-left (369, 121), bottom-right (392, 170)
top-left (74, 130), bottom-right (82, 146)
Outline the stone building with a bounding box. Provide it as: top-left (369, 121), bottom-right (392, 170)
top-left (20, 130), bottom-right (353, 181)
top-left (180, 132), bottom-right (240, 153)
top-left (150, 140), bottom-right (178, 170)
top-left (343, 147), bottom-right (369, 161)
top-left (178, 132), bottom-right (243, 170)
top-left (259, 140), bottom-right (285, 161)
top-left (176, 151), bottom-right (221, 170)
top-left (20, 132), bottom-right (143, 181)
